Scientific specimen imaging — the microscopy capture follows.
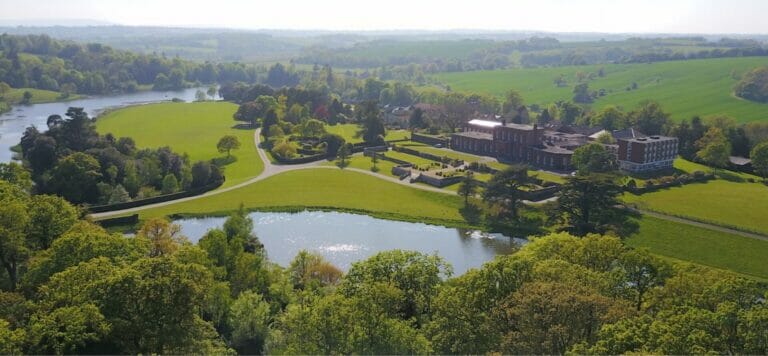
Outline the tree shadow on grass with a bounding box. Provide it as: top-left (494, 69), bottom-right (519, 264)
top-left (459, 203), bottom-right (483, 225)
top-left (212, 155), bottom-right (237, 167)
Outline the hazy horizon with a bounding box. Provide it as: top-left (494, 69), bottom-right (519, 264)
top-left (1, 0), bottom-right (768, 35)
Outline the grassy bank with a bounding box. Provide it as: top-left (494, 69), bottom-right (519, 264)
top-left (95, 101), bottom-right (263, 188)
top-left (437, 56), bottom-right (768, 123)
top-left (623, 179), bottom-right (768, 235)
top-left (135, 168), bottom-right (468, 226)
top-left (4, 88), bottom-right (80, 104)
top-left (628, 216), bottom-right (768, 280)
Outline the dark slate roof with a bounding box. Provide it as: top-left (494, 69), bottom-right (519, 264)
top-left (452, 131), bottom-right (494, 140)
top-left (612, 128), bottom-right (646, 140)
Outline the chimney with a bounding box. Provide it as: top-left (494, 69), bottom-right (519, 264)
top-left (502, 119), bottom-right (507, 126)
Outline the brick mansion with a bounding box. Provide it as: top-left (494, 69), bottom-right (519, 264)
top-left (450, 119), bottom-right (678, 172)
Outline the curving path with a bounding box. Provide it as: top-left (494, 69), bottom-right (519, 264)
top-left (92, 129), bottom-right (455, 219)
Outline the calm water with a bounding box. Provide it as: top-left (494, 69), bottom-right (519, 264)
top-left (175, 211), bottom-right (525, 275)
top-left (0, 87), bottom-right (207, 162)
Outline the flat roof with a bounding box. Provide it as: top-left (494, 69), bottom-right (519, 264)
top-left (467, 119), bottom-right (502, 128)
top-left (531, 144), bottom-right (574, 155)
top-left (453, 131), bottom-right (494, 140)
top-left (620, 135), bottom-right (677, 143)
top-left (502, 122), bottom-right (535, 131)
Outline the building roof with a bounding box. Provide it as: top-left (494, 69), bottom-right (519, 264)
top-left (612, 128), bottom-right (645, 140)
top-left (531, 144), bottom-right (574, 155)
top-left (502, 122), bottom-right (535, 131)
top-left (729, 156), bottom-right (752, 166)
top-left (620, 135), bottom-right (677, 143)
top-left (453, 131), bottom-right (494, 140)
top-left (589, 129), bottom-right (610, 140)
top-left (467, 119), bottom-right (503, 128)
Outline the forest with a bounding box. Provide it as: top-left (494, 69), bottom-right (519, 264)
top-left (0, 34), bottom-right (260, 95)
top-left (1, 172), bottom-right (766, 354)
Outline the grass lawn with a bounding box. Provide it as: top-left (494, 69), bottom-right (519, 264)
top-left (4, 88), bottom-right (79, 104)
top-left (623, 179), bottom-right (768, 234)
top-left (384, 151), bottom-right (437, 166)
top-left (325, 124), bottom-right (409, 143)
top-left (136, 168), bottom-right (468, 227)
top-left (437, 56), bottom-right (768, 123)
top-left (96, 102), bottom-right (263, 188)
top-left (627, 216), bottom-right (768, 280)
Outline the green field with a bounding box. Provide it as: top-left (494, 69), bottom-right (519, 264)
top-left (437, 57), bottom-right (768, 123)
top-left (325, 124), bottom-right (410, 143)
top-left (3, 88), bottom-right (79, 104)
top-left (136, 168), bottom-right (467, 226)
top-left (96, 102), bottom-right (263, 188)
top-left (623, 179), bottom-right (768, 235)
top-left (628, 216), bottom-right (768, 280)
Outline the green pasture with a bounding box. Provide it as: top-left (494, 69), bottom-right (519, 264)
top-left (437, 56), bottom-right (768, 122)
top-left (95, 102), bottom-right (263, 188)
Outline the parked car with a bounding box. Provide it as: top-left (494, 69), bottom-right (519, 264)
top-left (434, 143), bottom-right (443, 148)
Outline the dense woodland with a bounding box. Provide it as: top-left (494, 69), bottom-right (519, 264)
top-left (0, 170), bottom-right (766, 354)
top-left (0, 34), bottom-right (260, 95)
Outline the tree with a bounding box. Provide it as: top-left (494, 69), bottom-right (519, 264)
top-left (571, 143), bottom-right (618, 174)
top-left (108, 184), bottom-right (131, 204)
top-left (273, 141), bottom-right (297, 159)
top-left (555, 174), bottom-right (630, 236)
top-left (336, 143), bottom-right (351, 168)
top-left (20, 91), bottom-right (32, 105)
top-left (0, 182), bottom-right (30, 291)
top-left (408, 107), bottom-right (426, 132)
top-left (502, 89), bottom-right (524, 114)
top-left (696, 127), bottom-right (731, 169)
top-left (216, 135), bottom-right (241, 158)
top-left (300, 119), bottom-right (326, 138)
top-left (206, 86), bottom-right (217, 100)
top-left (136, 218), bottom-right (186, 257)
top-left (321, 134), bottom-right (345, 158)
top-left (457, 171), bottom-right (478, 206)
top-left (595, 131), bottom-right (616, 144)
top-left (27, 304), bottom-right (110, 354)
top-left (591, 106), bottom-right (628, 130)
top-left (750, 141), bottom-right (768, 180)
top-left (49, 152), bottom-right (102, 204)
top-left (195, 89), bottom-right (207, 102)
top-left (371, 152), bottom-right (379, 172)
top-left (482, 166), bottom-right (535, 221)
top-left (620, 249), bottom-right (671, 310)
top-left (27, 195), bottom-right (78, 249)
top-left (0, 82), bottom-right (11, 98)
top-left (735, 66), bottom-right (768, 103)
top-left (161, 174), bottom-right (179, 194)
top-left (572, 83), bottom-right (593, 103)
top-left (229, 291), bottom-right (271, 354)
top-left (0, 162), bottom-right (32, 191)
top-left (441, 92), bottom-right (471, 133)
top-left (630, 101), bottom-right (670, 135)
top-left (357, 101), bottom-right (386, 144)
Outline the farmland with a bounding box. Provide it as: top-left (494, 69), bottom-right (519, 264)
top-left (437, 56), bottom-right (768, 122)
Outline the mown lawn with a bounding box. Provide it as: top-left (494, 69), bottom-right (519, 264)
top-left (95, 102), bottom-right (263, 188)
top-left (438, 56), bottom-right (768, 123)
top-left (325, 124), bottom-right (409, 143)
top-left (623, 179), bottom-right (768, 235)
top-left (136, 168), bottom-right (468, 226)
top-left (627, 216), bottom-right (768, 280)
top-left (4, 88), bottom-right (79, 104)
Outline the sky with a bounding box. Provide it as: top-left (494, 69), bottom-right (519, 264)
top-left (1, 0), bottom-right (767, 34)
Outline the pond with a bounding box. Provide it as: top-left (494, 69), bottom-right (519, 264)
top-left (174, 211), bottom-right (526, 275)
top-left (0, 87), bottom-right (207, 162)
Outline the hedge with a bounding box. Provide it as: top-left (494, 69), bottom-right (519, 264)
top-left (87, 179), bottom-right (224, 213)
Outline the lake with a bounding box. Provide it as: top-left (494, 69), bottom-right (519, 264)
top-left (174, 210), bottom-right (525, 275)
top-left (0, 87), bottom-right (206, 162)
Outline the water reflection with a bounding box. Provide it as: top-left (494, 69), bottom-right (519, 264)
top-left (174, 211), bottom-right (525, 275)
top-left (0, 87), bottom-right (206, 162)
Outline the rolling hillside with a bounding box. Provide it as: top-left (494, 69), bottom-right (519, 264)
top-left (437, 56), bottom-right (768, 122)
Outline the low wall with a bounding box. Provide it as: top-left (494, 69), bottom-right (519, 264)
top-left (392, 145), bottom-right (463, 165)
top-left (97, 214), bottom-right (139, 227)
top-left (274, 153), bottom-right (327, 164)
top-left (521, 185), bottom-right (560, 201)
top-left (87, 179), bottom-right (224, 213)
top-left (415, 173), bottom-right (463, 188)
top-left (411, 133), bottom-right (450, 146)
